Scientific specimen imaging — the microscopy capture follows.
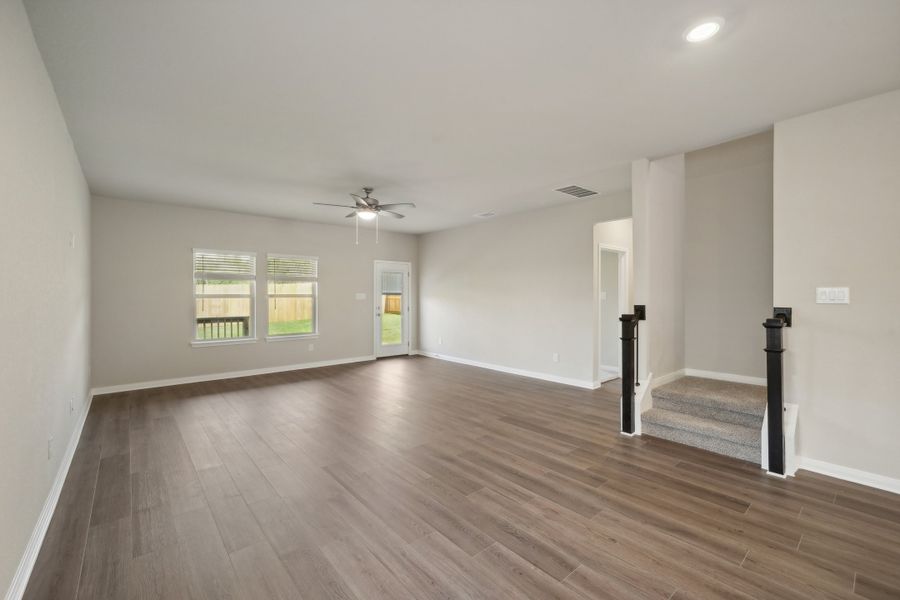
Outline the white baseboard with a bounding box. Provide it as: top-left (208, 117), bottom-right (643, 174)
top-left (683, 368), bottom-right (766, 387)
top-left (415, 351), bottom-right (594, 389)
top-left (91, 355), bottom-right (376, 396)
top-left (797, 457), bottom-right (900, 495)
top-left (5, 391), bottom-right (94, 600)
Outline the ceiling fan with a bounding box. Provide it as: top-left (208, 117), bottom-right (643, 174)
top-left (314, 187), bottom-right (415, 221)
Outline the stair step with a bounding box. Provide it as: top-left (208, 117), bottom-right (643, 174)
top-left (642, 408), bottom-right (760, 463)
top-left (653, 376), bottom-right (766, 426)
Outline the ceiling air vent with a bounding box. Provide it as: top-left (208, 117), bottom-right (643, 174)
top-left (555, 185), bottom-right (598, 198)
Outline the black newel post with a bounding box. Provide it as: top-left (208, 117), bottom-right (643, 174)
top-left (620, 314), bottom-right (637, 435)
top-left (633, 305), bottom-right (646, 387)
top-left (763, 317), bottom-right (786, 476)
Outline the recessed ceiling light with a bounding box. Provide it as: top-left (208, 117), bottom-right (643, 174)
top-left (685, 19), bottom-right (723, 43)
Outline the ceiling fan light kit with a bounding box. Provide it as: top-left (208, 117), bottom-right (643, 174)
top-left (314, 187), bottom-right (416, 245)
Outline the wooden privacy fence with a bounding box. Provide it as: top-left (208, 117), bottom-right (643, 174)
top-left (383, 294), bottom-right (402, 314)
top-left (196, 297), bottom-right (314, 322)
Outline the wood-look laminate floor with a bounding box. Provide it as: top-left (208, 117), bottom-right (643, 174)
top-left (23, 356), bottom-right (900, 600)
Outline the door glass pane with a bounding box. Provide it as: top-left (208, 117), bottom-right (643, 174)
top-left (381, 272), bottom-right (403, 346)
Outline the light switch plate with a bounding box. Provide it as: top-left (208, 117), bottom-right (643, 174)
top-left (816, 287), bottom-right (849, 304)
top-left (355, 292), bottom-right (366, 300)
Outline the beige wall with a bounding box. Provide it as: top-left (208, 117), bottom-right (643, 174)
top-left (419, 192), bottom-right (632, 385)
top-left (774, 89), bottom-right (900, 479)
top-left (685, 132), bottom-right (773, 378)
top-left (91, 196), bottom-right (418, 387)
top-left (0, 1), bottom-right (91, 594)
top-left (632, 155), bottom-right (686, 382)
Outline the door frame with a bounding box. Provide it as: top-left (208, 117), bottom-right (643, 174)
top-left (596, 243), bottom-right (629, 382)
top-left (373, 260), bottom-right (412, 357)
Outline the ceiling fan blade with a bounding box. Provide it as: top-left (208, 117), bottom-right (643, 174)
top-left (377, 203), bottom-right (416, 209)
top-left (380, 210), bottom-right (406, 219)
top-left (314, 202), bottom-right (357, 208)
top-left (345, 211), bottom-right (357, 218)
top-left (350, 193), bottom-right (372, 208)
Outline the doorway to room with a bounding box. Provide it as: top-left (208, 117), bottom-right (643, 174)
top-left (374, 260), bottom-right (411, 357)
top-left (596, 243), bottom-right (630, 384)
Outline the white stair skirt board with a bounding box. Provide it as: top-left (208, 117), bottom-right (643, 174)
top-left (415, 351), bottom-right (595, 389)
top-left (90, 355), bottom-right (376, 395)
top-left (760, 403), bottom-right (799, 477)
top-left (797, 457), bottom-right (900, 495)
top-left (620, 372), bottom-right (653, 436)
top-left (5, 392), bottom-right (94, 600)
top-left (684, 368), bottom-right (767, 387)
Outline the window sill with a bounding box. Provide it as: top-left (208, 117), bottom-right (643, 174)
top-left (266, 334), bottom-right (319, 342)
top-left (191, 338), bottom-right (258, 348)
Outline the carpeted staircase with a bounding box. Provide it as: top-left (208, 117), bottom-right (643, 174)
top-left (642, 376), bottom-right (766, 463)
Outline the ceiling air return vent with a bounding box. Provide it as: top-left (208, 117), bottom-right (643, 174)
top-left (555, 185), bottom-right (598, 198)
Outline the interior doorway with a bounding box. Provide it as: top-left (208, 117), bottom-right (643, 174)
top-left (374, 260), bottom-right (411, 357)
top-left (597, 244), bottom-right (629, 383)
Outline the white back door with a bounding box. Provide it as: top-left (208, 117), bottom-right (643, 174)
top-left (374, 261), bottom-right (410, 357)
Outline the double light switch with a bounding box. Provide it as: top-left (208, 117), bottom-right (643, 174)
top-left (816, 287), bottom-right (849, 304)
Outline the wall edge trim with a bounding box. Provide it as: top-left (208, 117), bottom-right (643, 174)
top-left (90, 355), bottom-right (376, 396)
top-left (683, 368), bottom-right (767, 387)
top-left (797, 457), bottom-right (900, 494)
top-left (4, 391), bottom-right (94, 600)
top-left (414, 351), bottom-right (595, 389)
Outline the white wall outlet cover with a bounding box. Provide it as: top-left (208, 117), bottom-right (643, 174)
top-left (552, 352), bottom-right (560, 363)
top-left (438, 336), bottom-right (443, 345)
top-left (355, 292), bottom-right (366, 300)
top-left (308, 343), bottom-right (314, 351)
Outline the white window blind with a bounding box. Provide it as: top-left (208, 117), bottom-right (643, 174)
top-left (194, 251), bottom-right (256, 280)
top-left (267, 255), bottom-right (317, 280)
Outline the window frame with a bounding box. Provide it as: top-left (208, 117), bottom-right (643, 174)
top-left (265, 253), bottom-right (319, 341)
top-left (191, 248), bottom-right (257, 347)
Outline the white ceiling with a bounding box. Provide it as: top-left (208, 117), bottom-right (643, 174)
top-left (26, 0), bottom-right (900, 233)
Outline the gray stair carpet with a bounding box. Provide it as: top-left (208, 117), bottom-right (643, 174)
top-left (643, 376), bottom-right (766, 463)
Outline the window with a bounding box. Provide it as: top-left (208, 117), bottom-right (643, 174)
top-left (193, 249), bottom-right (256, 342)
top-left (267, 254), bottom-right (317, 337)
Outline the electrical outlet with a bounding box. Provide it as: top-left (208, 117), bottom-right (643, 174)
top-left (308, 342), bottom-right (314, 352)
top-left (438, 336), bottom-right (443, 345)
top-left (69, 232), bottom-right (76, 249)
top-left (69, 397), bottom-right (75, 414)
top-left (552, 353), bottom-right (560, 363)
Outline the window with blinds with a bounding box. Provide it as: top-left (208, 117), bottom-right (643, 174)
top-left (267, 254), bottom-right (318, 337)
top-left (193, 249), bottom-right (256, 341)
